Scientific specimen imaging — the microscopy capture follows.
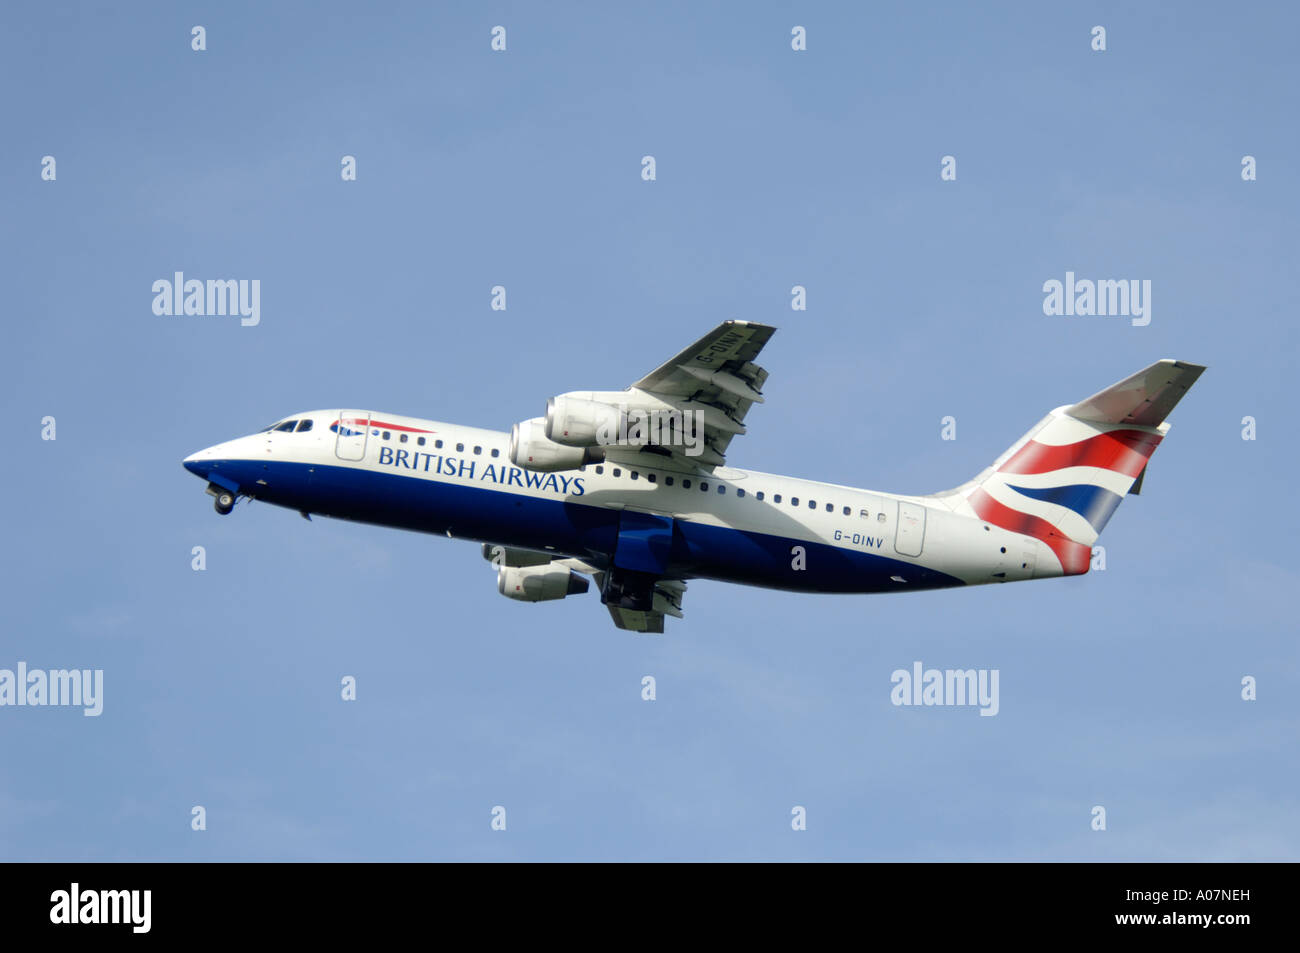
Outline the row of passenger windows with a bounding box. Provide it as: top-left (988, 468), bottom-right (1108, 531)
top-left (345, 430), bottom-right (883, 522)
top-left (584, 464), bottom-right (886, 521)
top-left (378, 431), bottom-right (501, 457)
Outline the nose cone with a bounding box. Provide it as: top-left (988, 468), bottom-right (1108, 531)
top-left (182, 448), bottom-right (213, 478)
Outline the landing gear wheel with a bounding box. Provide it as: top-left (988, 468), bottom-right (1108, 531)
top-left (214, 491), bottom-right (236, 515)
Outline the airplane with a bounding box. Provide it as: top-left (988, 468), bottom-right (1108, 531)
top-left (182, 321), bottom-right (1204, 632)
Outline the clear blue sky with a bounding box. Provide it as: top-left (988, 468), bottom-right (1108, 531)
top-left (2, 1), bottom-right (1296, 860)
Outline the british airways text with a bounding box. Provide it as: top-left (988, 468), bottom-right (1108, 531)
top-left (377, 447), bottom-right (585, 496)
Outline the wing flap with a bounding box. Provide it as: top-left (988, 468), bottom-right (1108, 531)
top-left (606, 605), bottom-right (665, 634)
top-left (604, 578), bottom-right (686, 633)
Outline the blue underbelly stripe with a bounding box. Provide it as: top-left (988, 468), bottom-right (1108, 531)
top-left (207, 459), bottom-right (965, 594)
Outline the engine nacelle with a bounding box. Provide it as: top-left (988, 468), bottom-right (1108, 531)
top-left (497, 564), bottom-right (590, 602)
top-left (509, 418), bottom-right (602, 472)
top-left (545, 395), bottom-right (625, 447)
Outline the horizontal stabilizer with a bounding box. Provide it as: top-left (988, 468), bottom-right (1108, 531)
top-left (1066, 359), bottom-right (1206, 427)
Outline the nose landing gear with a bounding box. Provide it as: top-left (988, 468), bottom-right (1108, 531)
top-left (205, 482), bottom-right (238, 515)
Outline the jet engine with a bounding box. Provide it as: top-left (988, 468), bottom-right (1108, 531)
top-left (497, 564), bottom-right (591, 602)
top-left (509, 418), bottom-right (603, 471)
top-left (545, 395), bottom-right (625, 447)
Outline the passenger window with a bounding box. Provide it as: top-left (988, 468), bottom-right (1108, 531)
top-left (756, 491), bottom-right (765, 501)
top-left (826, 503), bottom-right (833, 512)
top-left (595, 465), bottom-right (604, 474)
top-left (276, 420), bottom-right (297, 432)
top-left (417, 436), bottom-right (426, 446)
top-left (717, 485), bottom-right (726, 494)
top-left (647, 473), bottom-right (656, 484)
top-left (473, 446), bottom-right (482, 455)
top-left (631, 471), bottom-right (639, 481)
top-left (842, 506), bottom-right (850, 515)
top-left (808, 500), bottom-right (816, 509)
top-left (456, 443), bottom-right (464, 452)
top-left (400, 433), bottom-right (408, 443)
top-left (860, 509), bottom-right (869, 518)
top-left (491, 448), bottom-right (500, 458)
top-left (613, 468), bottom-right (622, 477)
top-left (737, 488), bottom-right (745, 498)
top-left (435, 439), bottom-right (444, 449)
top-left (791, 497), bottom-right (799, 506)
top-left (877, 512), bottom-right (886, 522)
top-left (700, 482), bottom-right (709, 492)
top-left (774, 494), bottom-right (782, 503)
top-left (683, 479), bottom-right (692, 489)
top-left (664, 476), bottom-right (674, 486)
top-left (296, 420), bottom-right (313, 433)
top-left (382, 431), bottom-right (391, 441)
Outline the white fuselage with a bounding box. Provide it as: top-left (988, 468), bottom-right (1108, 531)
top-left (183, 409), bottom-right (1056, 594)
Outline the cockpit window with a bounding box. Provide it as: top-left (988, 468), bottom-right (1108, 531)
top-left (295, 419), bottom-right (313, 433)
top-left (275, 420), bottom-right (297, 432)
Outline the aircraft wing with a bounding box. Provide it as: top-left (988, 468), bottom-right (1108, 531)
top-left (607, 320), bottom-right (776, 472)
top-left (483, 544), bottom-right (685, 633)
top-left (605, 578), bottom-right (686, 634)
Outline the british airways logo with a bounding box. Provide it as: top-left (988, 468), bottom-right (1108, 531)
top-left (377, 446), bottom-right (585, 496)
top-left (330, 419), bottom-right (433, 438)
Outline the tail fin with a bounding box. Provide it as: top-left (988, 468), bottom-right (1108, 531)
top-left (943, 360), bottom-right (1205, 576)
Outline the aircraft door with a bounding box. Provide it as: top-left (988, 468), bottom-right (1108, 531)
top-left (894, 501), bottom-right (926, 558)
top-left (334, 411), bottom-right (370, 461)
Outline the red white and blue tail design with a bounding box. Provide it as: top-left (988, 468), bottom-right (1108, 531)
top-left (946, 359), bottom-right (1204, 576)
top-left (966, 415), bottom-right (1162, 574)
